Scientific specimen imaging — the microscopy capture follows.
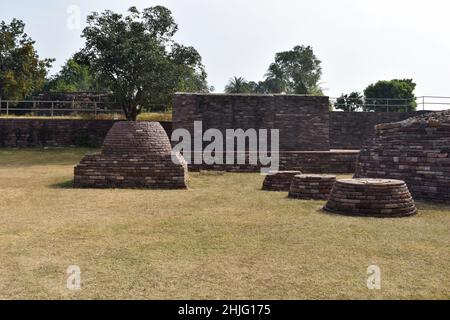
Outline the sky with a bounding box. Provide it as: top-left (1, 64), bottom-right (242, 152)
top-left (2, 0), bottom-right (450, 97)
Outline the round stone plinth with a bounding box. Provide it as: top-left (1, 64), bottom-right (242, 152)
top-left (324, 178), bottom-right (417, 217)
top-left (288, 174), bottom-right (336, 200)
top-left (262, 171), bottom-right (302, 191)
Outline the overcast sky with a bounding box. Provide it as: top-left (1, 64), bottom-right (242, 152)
top-left (3, 0), bottom-right (450, 97)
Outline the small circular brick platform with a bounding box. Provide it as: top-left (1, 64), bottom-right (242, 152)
top-left (288, 174), bottom-right (336, 200)
top-left (262, 171), bottom-right (302, 191)
top-left (324, 178), bottom-right (417, 217)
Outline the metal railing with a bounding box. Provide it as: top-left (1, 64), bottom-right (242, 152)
top-left (1, 96), bottom-right (449, 117)
top-left (0, 100), bottom-right (122, 117)
top-left (331, 96), bottom-right (450, 112)
top-left (0, 100), bottom-right (168, 118)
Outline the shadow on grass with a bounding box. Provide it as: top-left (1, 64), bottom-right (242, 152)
top-left (49, 180), bottom-right (74, 189)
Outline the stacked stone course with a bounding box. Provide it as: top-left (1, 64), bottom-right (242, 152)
top-left (173, 93), bottom-right (331, 152)
top-left (355, 111), bottom-right (450, 203)
top-left (324, 179), bottom-right (417, 217)
top-left (0, 119), bottom-right (172, 148)
top-left (74, 121), bottom-right (187, 189)
top-left (262, 171), bottom-right (302, 191)
top-left (288, 174), bottom-right (336, 200)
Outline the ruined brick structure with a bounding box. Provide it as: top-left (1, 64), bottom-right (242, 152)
top-left (288, 174), bottom-right (336, 200)
top-left (172, 93), bottom-right (360, 173)
top-left (74, 122), bottom-right (187, 189)
top-left (324, 179), bottom-right (417, 217)
top-left (187, 150), bottom-right (359, 173)
top-left (262, 171), bottom-right (302, 191)
top-left (355, 111), bottom-right (450, 203)
top-left (173, 93), bottom-right (330, 152)
top-left (330, 111), bottom-right (430, 149)
top-left (0, 119), bottom-right (171, 148)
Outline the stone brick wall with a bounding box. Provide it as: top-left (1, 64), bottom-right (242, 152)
top-left (0, 119), bottom-right (172, 148)
top-left (355, 111), bottom-right (450, 204)
top-left (188, 150), bottom-right (359, 174)
top-left (330, 111), bottom-right (430, 149)
top-left (173, 93), bottom-right (330, 151)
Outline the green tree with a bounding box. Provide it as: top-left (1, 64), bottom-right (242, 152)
top-left (364, 79), bottom-right (417, 112)
top-left (334, 92), bottom-right (364, 112)
top-left (265, 45), bottom-right (323, 94)
top-left (0, 19), bottom-right (53, 100)
top-left (224, 76), bottom-right (253, 93)
top-left (79, 6), bottom-right (209, 120)
top-left (45, 58), bottom-right (98, 92)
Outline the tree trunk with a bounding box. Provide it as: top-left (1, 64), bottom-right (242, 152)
top-left (123, 103), bottom-right (138, 121)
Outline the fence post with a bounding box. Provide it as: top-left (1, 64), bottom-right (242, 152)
top-left (51, 102), bottom-right (54, 117)
top-left (386, 100), bottom-right (389, 112)
top-left (94, 102), bottom-right (98, 119)
top-left (0, 98), bottom-right (2, 114)
top-left (423, 96), bottom-right (425, 111)
top-left (6, 101), bottom-right (9, 115)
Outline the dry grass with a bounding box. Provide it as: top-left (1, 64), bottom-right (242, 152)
top-left (0, 148), bottom-right (448, 299)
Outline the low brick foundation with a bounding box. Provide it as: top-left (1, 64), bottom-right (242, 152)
top-left (324, 178), bottom-right (417, 217)
top-left (288, 174), bottom-right (336, 200)
top-left (262, 171), bottom-right (302, 191)
top-left (187, 150), bottom-right (359, 174)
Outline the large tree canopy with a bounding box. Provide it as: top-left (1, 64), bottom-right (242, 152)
top-left (0, 19), bottom-right (53, 100)
top-left (79, 6), bottom-right (209, 120)
top-left (224, 45), bottom-right (323, 95)
top-left (268, 45), bottom-right (322, 95)
top-left (364, 79), bottom-right (417, 112)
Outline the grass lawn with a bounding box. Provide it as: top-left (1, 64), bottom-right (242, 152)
top-left (0, 148), bottom-right (448, 299)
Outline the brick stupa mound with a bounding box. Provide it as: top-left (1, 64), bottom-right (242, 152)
top-left (288, 174), bottom-right (336, 200)
top-left (355, 110), bottom-right (450, 203)
top-left (324, 178), bottom-right (417, 217)
top-left (262, 171), bottom-right (302, 191)
top-left (74, 121), bottom-right (187, 189)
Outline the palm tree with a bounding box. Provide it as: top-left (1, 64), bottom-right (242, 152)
top-left (264, 63), bottom-right (288, 93)
top-left (224, 76), bottom-right (251, 93)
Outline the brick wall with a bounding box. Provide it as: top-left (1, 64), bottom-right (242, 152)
top-left (330, 111), bottom-right (430, 149)
top-left (173, 93), bottom-right (330, 151)
top-left (0, 119), bottom-right (172, 148)
top-left (188, 150), bottom-right (359, 174)
top-left (355, 111), bottom-right (450, 203)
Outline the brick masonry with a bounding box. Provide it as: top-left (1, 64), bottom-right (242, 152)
top-left (187, 150), bottom-right (359, 174)
top-left (355, 111), bottom-right (450, 204)
top-left (74, 121), bottom-right (187, 189)
top-left (0, 119), bottom-right (172, 148)
top-left (0, 111), bottom-right (434, 150)
top-left (288, 174), bottom-right (337, 200)
top-left (330, 111), bottom-right (430, 149)
top-left (324, 178), bottom-right (417, 217)
top-left (262, 171), bottom-right (302, 191)
top-left (173, 93), bottom-right (331, 151)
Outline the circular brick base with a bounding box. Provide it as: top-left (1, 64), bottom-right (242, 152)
top-left (262, 171), bottom-right (302, 191)
top-left (288, 174), bottom-right (336, 200)
top-left (324, 178), bottom-right (417, 217)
